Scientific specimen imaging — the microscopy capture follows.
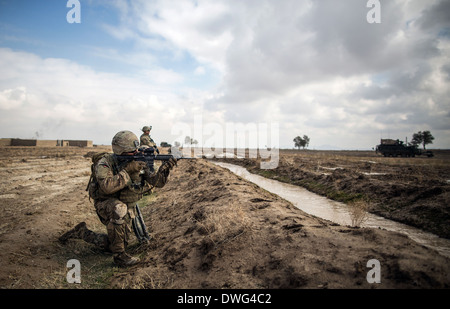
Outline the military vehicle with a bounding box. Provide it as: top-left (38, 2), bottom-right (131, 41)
top-left (375, 139), bottom-right (433, 157)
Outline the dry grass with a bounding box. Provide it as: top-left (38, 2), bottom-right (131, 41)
top-left (196, 202), bottom-right (253, 248)
top-left (117, 265), bottom-right (175, 289)
top-left (33, 242), bottom-right (119, 289)
top-left (348, 199), bottom-right (370, 227)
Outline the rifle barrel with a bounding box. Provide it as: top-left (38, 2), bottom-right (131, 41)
top-left (115, 154), bottom-right (195, 161)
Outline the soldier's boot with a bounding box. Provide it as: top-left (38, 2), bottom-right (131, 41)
top-left (113, 252), bottom-right (140, 267)
top-left (83, 229), bottom-right (111, 253)
top-left (58, 222), bottom-right (88, 243)
top-left (59, 222), bottom-right (111, 253)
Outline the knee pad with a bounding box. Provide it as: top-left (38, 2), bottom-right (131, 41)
top-left (112, 202), bottom-right (128, 224)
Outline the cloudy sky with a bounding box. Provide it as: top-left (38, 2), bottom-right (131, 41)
top-left (0, 0), bottom-right (449, 149)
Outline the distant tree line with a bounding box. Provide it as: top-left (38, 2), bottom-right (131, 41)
top-left (168, 136), bottom-right (198, 149)
top-left (184, 136), bottom-right (198, 146)
top-left (291, 130), bottom-right (435, 151)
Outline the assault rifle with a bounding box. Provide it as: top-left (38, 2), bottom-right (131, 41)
top-left (115, 146), bottom-right (195, 172)
top-left (116, 147), bottom-right (196, 244)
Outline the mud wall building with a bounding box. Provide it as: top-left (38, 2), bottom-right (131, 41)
top-left (0, 138), bottom-right (12, 146)
top-left (37, 140), bottom-right (59, 147)
top-left (1, 139), bottom-right (93, 147)
top-left (67, 140), bottom-right (93, 147)
top-left (10, 139), bottom-right (40, 146)
top-left (56, 140), bottom-right (70, 147)
top-left (10, 139), bottom-right (60, 147)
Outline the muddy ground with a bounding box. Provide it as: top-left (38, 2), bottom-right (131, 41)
top-left (216, 149), bottom-right (450, 239)
top-left (0, 146), bottom-right (449, 290)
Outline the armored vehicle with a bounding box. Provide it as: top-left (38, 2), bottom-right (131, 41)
top-left (375, 139), bottom-right (433, 157)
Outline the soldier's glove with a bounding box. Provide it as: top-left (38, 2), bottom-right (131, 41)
top-left (155, 147), bottom-right (160, 154)
top-left (124, 161), bottom-right (146, 174)
top-left (165, 157), bottom-right (177, 169)
top-left (142, 165), bottom-right (155, 184)
top-left (151, 158), bottom-right (177, 188)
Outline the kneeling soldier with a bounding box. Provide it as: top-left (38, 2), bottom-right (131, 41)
top-left (59, 130), bottom-right (176, 267)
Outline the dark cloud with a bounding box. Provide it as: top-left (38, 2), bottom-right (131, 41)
top-left (418, 0), bottom-right (450, 33)
top-left (441, 64), bottom-right (450, 80)
top-left (217, 0), bottom-right (446, 108)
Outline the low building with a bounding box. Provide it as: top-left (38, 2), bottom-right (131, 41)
top-left (1, 138), bottom-right (93, 147)
top-left (0, 138), bottom-right (12, 146)
top-left (67, 140), bottom-right (93, 147)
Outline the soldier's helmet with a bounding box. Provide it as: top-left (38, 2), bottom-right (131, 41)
top-left (142, 126), bottom-right (152, 132)
top-left (112, 130), bottom-right (140, 155)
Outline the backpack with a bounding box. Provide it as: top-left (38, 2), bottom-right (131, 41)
top-left (85, 152), bottom-right (109, 201)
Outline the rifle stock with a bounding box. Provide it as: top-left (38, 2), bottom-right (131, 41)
top-left (132, 204), bottom-right (150, 243)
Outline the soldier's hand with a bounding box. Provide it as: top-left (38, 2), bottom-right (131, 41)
top-left (165, 158), bottom-right (177, 169)
top-left (155, 158), bottom-right (176, 178)
top-left (152, 159), bottom-right (176, 188)
top-left (142, 165), bottom-right (155, 182)
top-left (124, 161), bottom-right (146, 174)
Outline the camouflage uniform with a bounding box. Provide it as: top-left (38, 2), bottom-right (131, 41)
top-left (140, 133), bottom-right (157, 148)
top-left (93, 153), bottom-right (141, 254)
top-left (140, 125), bottom-right (158, 149)
top-left (59, 153), bottom-right (146, 262)
top-left (92, 153), bottom-right (174, 254)
top-left (140, 125), bottom-right (159, 170)
top-left (59, 130), bottom-right (176, 267)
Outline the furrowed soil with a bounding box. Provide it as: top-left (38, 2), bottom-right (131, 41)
top-left (216, 149), bottom-right (450, 239)
top-left (0, 146), bottom-right (449, 289)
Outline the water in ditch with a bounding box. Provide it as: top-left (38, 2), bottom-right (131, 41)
top-left (214, 162), bottom-right (450, 258)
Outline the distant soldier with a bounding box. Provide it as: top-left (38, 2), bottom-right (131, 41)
top-left (140, 126), bottom-right (159, 154)
top-left (59, 130), bottom-right (176, 267)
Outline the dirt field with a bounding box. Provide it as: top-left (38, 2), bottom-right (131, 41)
top-left (217, 149), bottom-right (450, 239)
top-left (0, 146), bottom-right (449, 289)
